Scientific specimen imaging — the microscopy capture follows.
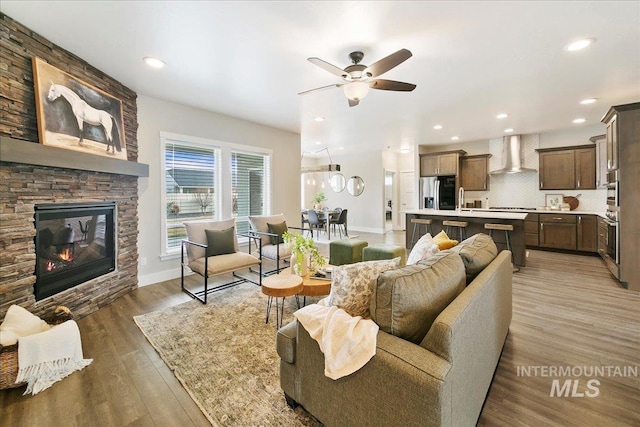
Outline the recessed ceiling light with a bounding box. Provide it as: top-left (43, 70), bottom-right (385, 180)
top-left (496, 113), bottom-right (509, 119)
top-left (504, 128), bottom-right (514, 133)
top-left (433, 125), bottom-right (443, 130)
top-left (451, 136), bottom-right (459, 141)
top-left (566, 38), bottom-right (595, 51)
top-left (315, 141), bottom-right (322, 145)
top-left (580, 98), bottom-right (597, 105)
top-left (314, 116), bottom-right (324, 122)
top-left (338, 147), bottom-right (345, 150)
top-left (399, 148), bottom-right (411, 154)
top-left (143, 56), bottom-right (165, 68)
top-left (573, 118), bottom-right (586, 124)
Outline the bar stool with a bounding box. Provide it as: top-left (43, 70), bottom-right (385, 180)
top-left (484, 223), bottom-right (519, 272)
top-left (410, 218), bottom-right (433, 248)
top-left (443, 220), bottom-right (468, 240)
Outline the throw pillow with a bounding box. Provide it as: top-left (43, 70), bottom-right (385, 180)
top-left (449, 233), bottom-right (498, 283)
top-left (184, 219), bottom-right (237, 261)
top-left (328, 258), bottom-right (400, 318)
top-left (205, 226), bottom-right (236, 257)
top-left (432, 230), bottom-right (458, 250)
top-left (406, 233), bottom-right (440, 265)
top-left (0, 305), bottom-right (51, 346)
top-left (248, 214), bottom-right (286, 247)
top-left (267, 221), bottom-right (288, 245)
top-left (371, 251), bottom-right (466, 344)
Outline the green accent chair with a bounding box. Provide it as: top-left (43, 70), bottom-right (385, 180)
top-left (362, 243), bottom-right (407, 266)
top-left (329, 238), bottom-right (368, 266)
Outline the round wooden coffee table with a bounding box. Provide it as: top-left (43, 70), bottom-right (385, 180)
top-left (277, 268), bottom-right (332, 306)
top-left (261, 273), bottom-right (303, 328)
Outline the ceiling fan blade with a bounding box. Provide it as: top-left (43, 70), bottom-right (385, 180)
top-left (348, 98), bottom-right (360, 107)
top-left (308, 57), bottom-right (348, 78)
top-left (365, 48), bottom-right (412, 78)
top-left (298, 84), bottom-right (342, 96)
top-left (369, 79), bottom-right (416, 92)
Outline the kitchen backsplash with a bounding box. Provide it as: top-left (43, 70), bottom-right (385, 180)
top-left (464, 134), bottom-right (606, 212)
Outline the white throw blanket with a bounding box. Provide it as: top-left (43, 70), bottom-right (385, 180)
top-left (16, 320), bottom-right (93, 395)
top-left (294, 303), bottom-right (378, 380)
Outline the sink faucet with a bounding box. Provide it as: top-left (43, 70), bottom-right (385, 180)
top-left (458, 186), bottom-right (465, 211)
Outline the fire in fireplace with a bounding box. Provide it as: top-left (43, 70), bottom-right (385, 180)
top-left (35, 202), bottom-right (116, 301)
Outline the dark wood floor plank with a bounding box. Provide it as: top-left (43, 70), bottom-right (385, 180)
top-left (1, 231), bottom-right (638, 426)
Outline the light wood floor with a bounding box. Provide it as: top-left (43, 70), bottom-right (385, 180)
top-left (1, 230), bottom-right (638, 426)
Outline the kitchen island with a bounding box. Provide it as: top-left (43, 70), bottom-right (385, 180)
top-left (405, 209), bottom-right (528, 267)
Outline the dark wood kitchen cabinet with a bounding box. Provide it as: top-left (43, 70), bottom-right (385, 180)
top-left (420, 150), bottom-right (466, 176)
top-left (460, 154), bottom-right (491, 191)
top-left (577, 215), bottom-right (598, 252)
top-left (524, 213), bottom-right (539, 247)
top-left (537, 145), bottom-right (596, 190)
top-left (597, 216), bottom-right (608, 258)
top-left (539, 214), bottom-right (576, 250)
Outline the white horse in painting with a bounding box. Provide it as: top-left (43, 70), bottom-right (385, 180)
top-left (47, 83), bottom-right (121, 154)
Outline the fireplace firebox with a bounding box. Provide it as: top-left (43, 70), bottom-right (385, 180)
top-left (35, 202), bottom-right (116, 301)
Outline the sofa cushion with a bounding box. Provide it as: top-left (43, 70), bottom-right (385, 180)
top-left (432, 230), bottom-right (459, 250)
top-left (449, 233), bottom-right (498, 283)
top-left (327, 258), bottom-right (400, 318)
top-left (205, 226), bottom-right (236, 257)
top-left (267, 221), bottom-right (288, 245)
top-left (407, 233), bottom-right (439, 265)
top-left (183, 219), bottom-right (237, 262)
top-left (370, 251), bottom-right (466, 344)
top-left (248, 214), bottom-right (286, 247)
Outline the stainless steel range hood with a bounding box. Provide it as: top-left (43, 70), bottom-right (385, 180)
top-left (489, 135), bottom-right (537, 174)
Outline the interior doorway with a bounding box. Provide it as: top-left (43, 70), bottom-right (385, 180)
top-left (384, 170), bottom-right (395, 231)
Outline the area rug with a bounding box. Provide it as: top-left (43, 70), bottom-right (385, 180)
top-left (133, 282), bottom-right (321, 426)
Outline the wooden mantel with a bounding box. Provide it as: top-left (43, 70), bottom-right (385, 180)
top-left (0, 136), bottom-right (149, 177)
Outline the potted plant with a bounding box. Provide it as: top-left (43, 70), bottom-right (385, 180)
top-left (282, 231), bottom-right (326, 276)
top-left (313, 192), bottom-right (327, 210)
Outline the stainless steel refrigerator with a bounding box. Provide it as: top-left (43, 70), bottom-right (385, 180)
top-left (419, 176), bottom-right (456, 210)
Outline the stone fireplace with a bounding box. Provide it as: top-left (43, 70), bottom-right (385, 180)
top-left (0, 13), bottom-right (147, 319)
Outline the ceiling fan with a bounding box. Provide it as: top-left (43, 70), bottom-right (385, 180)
top-left (299, 48), bottom-right (417, 107)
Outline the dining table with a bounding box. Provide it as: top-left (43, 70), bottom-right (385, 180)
top-left (302, 209), bottom-right (341, 240)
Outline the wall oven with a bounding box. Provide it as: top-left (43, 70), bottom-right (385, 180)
top-left (606, 181), bottom-right (619, 208)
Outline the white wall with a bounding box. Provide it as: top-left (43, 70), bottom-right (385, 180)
top-left (137, 95), bottom-right (301, 286)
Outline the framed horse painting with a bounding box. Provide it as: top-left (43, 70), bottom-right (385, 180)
top-left (32, 57), bottom-right (128, 161)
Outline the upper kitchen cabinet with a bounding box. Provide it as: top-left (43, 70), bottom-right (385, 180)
top-left (419, 150), bottom-right (466, 176)
top-left (590, 134), bottom-right (607, 188)
top-left (604, 112), bottom-right (619, 171)
top-left (536, 145), bottom-right (596, 190)
top-left (460, 154), bottom-right (491, 191)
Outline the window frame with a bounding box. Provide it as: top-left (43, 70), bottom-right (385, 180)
top-left (159, 131), bottom-right (272, 259)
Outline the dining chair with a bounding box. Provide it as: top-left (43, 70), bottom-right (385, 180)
top-left (331, 209), bottom-right (348, 238)
top-left (306, 209), bottom-right (326, 237)
top-left (301, 212), bottom-right (313, 237)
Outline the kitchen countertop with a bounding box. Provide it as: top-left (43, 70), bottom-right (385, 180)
top-left (404, 208), bottom-right (608, 220)
top-left (404, 209), bottom-right (528, 220)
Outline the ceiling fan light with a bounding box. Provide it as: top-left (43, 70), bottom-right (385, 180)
top-left (343, 82), bottom-right (370, 101)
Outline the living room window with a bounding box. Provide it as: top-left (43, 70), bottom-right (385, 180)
top-left (160, 132), bottom-right (271, 257)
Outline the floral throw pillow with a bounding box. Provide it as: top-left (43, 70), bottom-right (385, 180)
top-left (328, 258), bottom-right (400, 318)
top-left (407, 233), bottom-right (440, 265)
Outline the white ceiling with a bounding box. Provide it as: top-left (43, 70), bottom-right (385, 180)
top-left (2, 1), bottom-right (639, 156)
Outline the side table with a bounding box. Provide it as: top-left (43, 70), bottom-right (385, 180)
top-left (261, 273), bottom-right (303, 329)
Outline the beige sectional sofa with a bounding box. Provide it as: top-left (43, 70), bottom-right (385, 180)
top-left (277, 236), bottom-right (512, 427)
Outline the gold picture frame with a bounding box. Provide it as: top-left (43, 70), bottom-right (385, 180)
top-left (32, 57), bottom-right (127, 160)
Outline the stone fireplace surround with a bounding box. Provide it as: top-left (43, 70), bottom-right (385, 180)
top-left (0, 13), bottom-right (145, 320)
